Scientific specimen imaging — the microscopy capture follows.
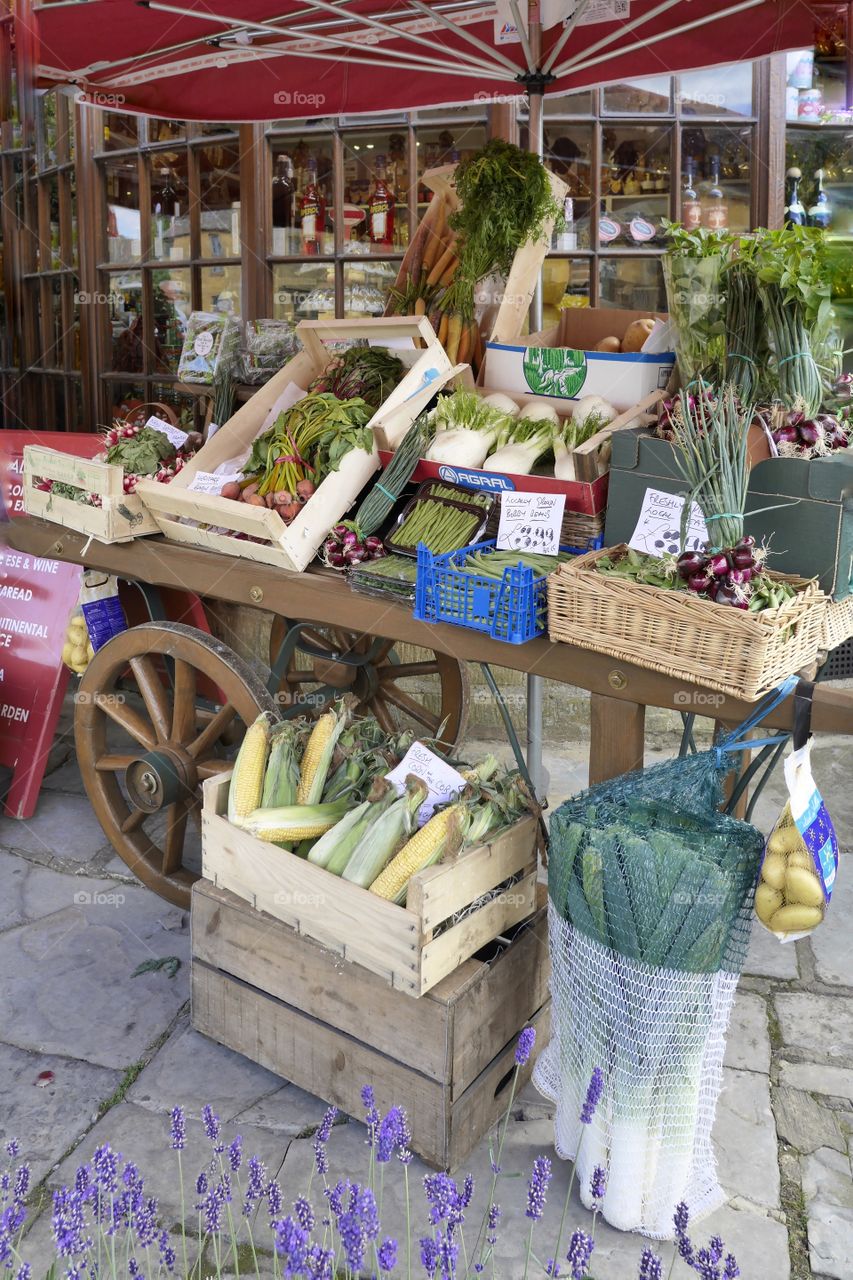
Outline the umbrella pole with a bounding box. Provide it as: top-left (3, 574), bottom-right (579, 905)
top-left (526, 0), bottom-right (547, 800)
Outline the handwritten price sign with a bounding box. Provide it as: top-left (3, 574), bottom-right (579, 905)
top-left (496, 492), bottom-right (566, 556)
top-left (628, 487), bottom-right (709, 559)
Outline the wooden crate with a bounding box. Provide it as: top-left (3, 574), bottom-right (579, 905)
top-left (191, 879), bottom-right (550, 1169)
top-left (202, 771), bottom-right (538, 996)
top-left (23, 445), bottom-right (160, 543)
top-left (137, 316), bottom-right (457, 572)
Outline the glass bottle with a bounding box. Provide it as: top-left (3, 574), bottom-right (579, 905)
top-left (702, 155), bottom-right (728, 230)
top-left (785, 166), bottom-right (807, 226)
top-left (555, 196), bottom-right (577, 251)
top-left (808, 167), bottom-right (831, 229)
top-left (367, 153), bottom-right (395, 248)
top-left (300, 158), bottom-right (326, 255)
top-left (682, 159), bottom-right (701, 229)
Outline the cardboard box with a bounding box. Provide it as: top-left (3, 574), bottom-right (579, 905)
top-left (604, 428), bottom-right (853, 599)
top-left (483, 307), bottom-right (675, 411)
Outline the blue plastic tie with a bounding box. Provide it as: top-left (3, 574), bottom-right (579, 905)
top-left (376, 483), bottom-right (397, 501)
top-left (778, 352), bottom-right (811, 366)
top-left (714, 675), bottom-right (799, 765)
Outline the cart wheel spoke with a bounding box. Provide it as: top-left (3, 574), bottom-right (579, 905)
top-left (162, 802), bottom-right (189, 875)
top-left (171, 659), bottom-right (197, 741)
top-left (76, 622), bottom-right (277, 909)
top-left (197, 758), bottom-right (232, 780)
top-left (366, 694), bottom-right (398, 735)
top-left (187, 703), bottom-right (237, 758)
top-left (380, 684), bottom-right (441, 731)
top-left (94, 754), bottom-right (136, 773)
top-left (377, 660), bottom-right (439, 680)
top-left (285, 671), bottom-right (317, 684)
top-left (121, 807), bottom-right (148, 834)
top-left (129, 656), bottom-right (172, 742)
top-left (371, 637), bottom-right (397, 664)
top-left (96, 694), bottom-right (156, 752)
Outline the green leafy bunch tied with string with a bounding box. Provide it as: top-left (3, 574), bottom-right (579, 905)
top-left (440, 139), bottom-right (562, 324)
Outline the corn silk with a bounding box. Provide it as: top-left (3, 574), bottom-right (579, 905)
top-left (532, 746), bottom-right (764, 1238)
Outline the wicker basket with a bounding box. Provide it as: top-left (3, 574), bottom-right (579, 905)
top-left (547, 544), bottom-right (828, 702)
top-left (820, 595), bottom-right (853, 653)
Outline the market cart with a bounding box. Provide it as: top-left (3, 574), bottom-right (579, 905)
top-left (8, 514), bottom-right (853, 911)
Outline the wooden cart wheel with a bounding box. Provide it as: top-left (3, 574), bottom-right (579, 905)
top-left (269, 617), bottom-right (469, 752)
top-left (75, 622), bottom-right (277, 909)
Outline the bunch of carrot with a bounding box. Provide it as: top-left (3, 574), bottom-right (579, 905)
top-left (386, 194), bottom-right (482, 370)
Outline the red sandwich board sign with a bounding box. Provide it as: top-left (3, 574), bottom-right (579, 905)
top-left (0, 431), bottom-right (101, 819)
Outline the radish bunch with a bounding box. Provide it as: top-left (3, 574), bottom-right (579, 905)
top-left (771, 409), bottom-right (849, 458)
top-left (322, 524), bottom-right (386, 571)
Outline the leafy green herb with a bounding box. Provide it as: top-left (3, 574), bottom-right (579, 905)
top-left (662, 221), bottom-right (729, 387)
top-left (105, 425), bottom-right (175, 477)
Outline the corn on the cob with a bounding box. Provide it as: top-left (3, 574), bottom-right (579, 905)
top-left (343, 778), bottom-right (428, 888)
top-left (296, 702), bottom-right (352, 805)
top-left (262, 723), bottom-right (301, 810)
top-left (243, 798), bottom-right (351, 843)
top-left (227, 713), bottom-right (275, 826)
top-left (308, 779), bottom-right (396, 873)
top-left (369, 802), bottom-right (468, 904)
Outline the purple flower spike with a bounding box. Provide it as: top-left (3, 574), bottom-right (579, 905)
top-left (168, 1107), bottom-right (185, 1152)
top-left (14, 1164), bottom-right (30, 1201)
top-left (723, 1254), bottom-right (740, 1279)
top-left (566, 1229), bottom-right (594, 1280)
top-left (590, 1164), bottom-right (607, 1204)
top-left (546, 1261), bottom-right (562, 1278)
top-left (486, 1203), bottom-right (501, 1246)
top-left (515, 1026), bottom-right (536, 1066)
top-left (294, 1196), bottom-right (314, 1232)
top-left (4, 1142), bottom-right (19, 1160)
top-left (275, 1216), bottom-right (309, 1272)
top-left (378, 1237), bottom-right (398, 1272)
top-left (317, 1106), bottom-right (337, 1144)
top-left (525, 1156), bottom-right (551, 1221)
top-left (227, 1136), bottom-right (243, 1172)
top-left (377, 1106), bottom-right (408, 1164)
top-left (15, 1266), bottom-right (31, 1280)
top-left (266, 1179), bottom-right (283, 1219)
top-left (306, 1243), bottom-right (334, 1280)
top-left (420, 1235), bottom-right (439, 1276)
top-left (673, 1202), bottom-right (690, 1236)
top-left (361, 1087), bottom-right (380, 1148)
top-left (201, 1105), bottom-right (221, 1146)
top-left (638, 1246), bottom-right (663, 1280)
top-left (580, 1068), bottom-right (604, 1125)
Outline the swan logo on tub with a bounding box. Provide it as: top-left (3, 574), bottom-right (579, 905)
top-left (437, 466), bottom-right (515, 492)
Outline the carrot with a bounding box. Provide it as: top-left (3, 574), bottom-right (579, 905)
top-left (437, 312), bottom-right (450, 349)
top-left (456, 320), bottom-right (476, 366)
top-left (446, 313), bottom-right (463, 364)
top-left (472, 323), bottom-right (485, 372)
top-left (426, 238), bottom-right (458, 288)
top-left (414, 296), bottom-right (426, 316)
top-left (419, 197), bottom-right (447, 280)
top-left (438, 256), bottom-right (459, 288)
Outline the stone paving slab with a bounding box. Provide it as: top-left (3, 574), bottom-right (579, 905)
top-left (0, 790), bottom-right (114, 865)
top-left (810, 862), bottom-right (853, 988)
top-left (778, 1060), bottom-right (853, 1104)
top-left (774, 1086), bottom-right (847, 1156)
top-left (0, 854), bottom-right (121, 933)
top-left (0, 890), bottom-right (189, 1068)
top-left (714, 1068), bottom-right (780, 1210)
top-left (743, 920), bottom-right (800, 981)
top-left (801, 1145), bottom-right (853, 1280)
top-left (0, 1041), bottom-right (123, 1186)
top-left (775, 992), bottom-right (853, 1062)
top-left (725, 991), bottom-right (772, 1073)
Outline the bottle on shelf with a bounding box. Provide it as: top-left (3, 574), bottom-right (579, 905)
top-left (367, 153), bottom-right (395, 248)
top-left (702, 155), bottom-right (728, 230)
top-left (300, 158), bottom-right (326, 255)
top-left (784, 166), bottom-right (807, 227)
top-left (555, 196), bottom-right (577, 251)
top-left (682, 158), bottom-right (701, 229)
top-left (808, 168), bottom-right (832, 230)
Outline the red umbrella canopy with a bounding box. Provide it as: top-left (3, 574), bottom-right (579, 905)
top-left (31, 0), bottom-right (817, 121)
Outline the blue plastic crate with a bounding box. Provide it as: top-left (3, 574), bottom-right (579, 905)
top-left (414, 538), bottom-right (597, 645)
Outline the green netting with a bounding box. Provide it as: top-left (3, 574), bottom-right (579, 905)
top-left (548, 748), bottom-right (765, 976)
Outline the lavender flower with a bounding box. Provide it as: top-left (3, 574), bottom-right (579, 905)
top-left (4, 1142), bottom-right (19, 1160)
top-left (158, 1230), bottom-right (176, 1273)
top-left (306, 1243), bottom-right (334, 1280)
top-left (525, 1156), bottom-right (551, 1220)
top-left (266, 1179), bottom-right (283, 1220)
top-left (15, 1266), bottom-right (31, 1280)
top-left (201, 1184), bottom-right (224, 1234)
top-left (227, 1136), bottom-right (243, 1172)
top-left (546, 1262), bottom-right (561, 1278)
top-left (92, 1144), bottom-right (120, 1194)
top-left (709, 1237), bottom-right (724, 1264)
top-left (566, 1228), bottom-right (594, 1280)
top-left (195, 1172), bottom-right (208, 1198)
top-left (242, 1155), bottom-right (266, 1216)
top-left (13, 1164), bottom-right (30, 1201)
top-left (361, 1086), bottom-right (380, 1148)
top-left (437, 1231), bottom-right (459, 1280)
top-left (638, 1246), bottom-right (663, 1279)
top-left (378, 1237), bottom-right (398, 1272)
top-left (486, 1203), bottom-right (501, 1246)
top-left (590, 1165), bottom-right (606, 1205)
top-left (723, 1255), bottom-right (740, 1279)
top-left (293, 1196), bottom-right (314, 1232)
top-left (51, 1187), bottom-right (88, 1257)
top-left (420, 1235), bottom-right (439, 1276)
top-left (74, 1166), bottom-right (90, 1196)
top-left (317, 1106), bottom-right (337, 1144)
top-left (274, 1216), bottom-right (309, 1273)
top-left (201, 1104), bottom-right (221, 1148)
top-left (376, 1106), bottom-right (408, 1164)
top-left (674, 1202), bottom-right (690, 1236)
top-left (312, 1137), bottom-right (329, 1178)
top-left (580, 1068), bottom-right (604, 1125)
top-left (424, 1173), bottom-right (466, 1231)
top-left (515, 1026), bottom-right (536, 1066)
top-left (128, 1258), bottom-right (144, 1280)
top-left (168, 1107), bottom-right (185, 1152)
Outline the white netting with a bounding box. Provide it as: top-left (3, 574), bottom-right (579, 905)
top-left (533, 906), bottom-right (739, 1239)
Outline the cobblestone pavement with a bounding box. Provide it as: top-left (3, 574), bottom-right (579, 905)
top-left (0, 700), bottom-right (851, 1279)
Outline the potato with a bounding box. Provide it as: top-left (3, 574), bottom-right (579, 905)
top-left (595, 336), bottom-right (621, 353)
top-left (755, 882), bottom-right (783, 925)
top-left (784, 865), bottom-right (825, 909)
top-left (245, 494), bottom-right (266, 507)
top-left (71, 645), bottom-right (88, 666)
top-left (767, 824), bottom-right (803, 857)
top-left (786, 846), bottom-right (813, 870)
top-left (61, 641), bottom-right (74, 666)
top-left (621, 317), bottom-right (656, 353)
top-left (768, 903), bottom-right (823, 933)
top-left (760, 850), bottom-right (787, 891)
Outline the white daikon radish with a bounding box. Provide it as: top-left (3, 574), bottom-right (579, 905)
top-left (519, 399), bottom-right (560, 426)
top-left (425, 428), bottom-right (495, 469)
top-left (571, 395), bottom-right (617, 429)
top-left (480, 392), bottom-right (520, 417)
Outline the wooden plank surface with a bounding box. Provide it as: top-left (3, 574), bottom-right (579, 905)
top-left (588, 692), bottom-right (647, 785)
top-left (418, 870), bottom-right (538, 994)
top-left (9, 515), bottom-right (853, 736)
top-left (410, 817), bottom-right (537, 931)
top-left (23, 445), bottom-right (124, 496)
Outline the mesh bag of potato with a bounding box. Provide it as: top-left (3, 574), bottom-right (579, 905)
top-left (755, 741), bottom-right (838, 941)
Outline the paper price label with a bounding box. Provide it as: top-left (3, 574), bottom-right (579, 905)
top-left (497, 491), bottom-right (565, 555)
top-left (628, 487), bottom-right (708, 558)
top-left (385, 741), bottom-right (468, 827)
top-left (194, 332), bottom-right (214, 357)
top-left (145, 416), bottom-right (189, 450)
top-left (187, 470), bottom-right (242, 496)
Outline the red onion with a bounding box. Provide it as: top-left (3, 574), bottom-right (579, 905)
top-left (774, 425), bottom-right (800, 445)
top-left (729, 568), bottom-right (749, 587)
top-left (737, 534), bottom-right (755, 550)
top-left (325, 549), bottom-right (346, 569)
top-left (346, 548), bottom-right (366, 565)
top-left (342, 531), bottom-right (359, 547)
top-left (714, 584), bottom-right (738, 606)
top-left (364, 536), bottom-right (384, 553)
top-left (677, 550), bottom-right (706, 580)
top-left (332, 524), bottom-right (349, 538)
top-left (688, 571), bottom-right (713, 593)
top-left (732, 546), bottom-right (755, 570)
top-left (799, 420), bottom-right (821, 447)
top-left (708, 553), bottom-right (730, 578)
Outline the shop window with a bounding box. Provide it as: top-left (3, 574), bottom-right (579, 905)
top-left (151, 154), bottom-right (190, 262)
top-left (198, 143), bottom-right (241, 258)
top-left (271, 136), bottom-right (334, 256)
top-left (544, 90), bottom-right (594, 116)
top-left (99, 112), bottom-right (138, 152)
top-left (541, 258), bottom-right (591, 329)
top-left (104, 156), bottom-right (142, 264)
top-left (273, 261), bottom-right (336, 321)
top-left (603, 76), bottom-right (673, 115)
top-left (200, 265), bottom-right (241, 316)
top-left (599, 124), bottom-right (672, 249)
top-left (342, 261), bottom-right (395, 316)
top-left (341, 129), bottom-right (410, 255)
top-left (678, 64), bottom-right (754, 119)
top-left (599, 256), bottom-right (666, 311)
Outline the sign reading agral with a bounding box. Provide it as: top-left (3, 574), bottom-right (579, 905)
top-left (0, 432), bottom-right (100, 819)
